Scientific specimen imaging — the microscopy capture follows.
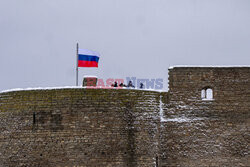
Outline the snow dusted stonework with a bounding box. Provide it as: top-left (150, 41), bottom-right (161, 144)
top-left (0, 66), bottom-right (249, 167)
top-left (0, 89), bottom-right (162, 167)
top-left (159, 66), bottom-right (250, 167)
top-left (169, 65), bottom-right (250, 69)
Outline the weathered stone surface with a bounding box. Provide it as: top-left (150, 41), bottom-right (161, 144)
top-left (0, 67), bottom-right (249, 167)
top-left (0, 89), bottom-right (160, 167)
top-left (159, 67), bottom-right (250, 167)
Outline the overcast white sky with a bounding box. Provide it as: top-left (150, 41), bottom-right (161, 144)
top-left (0, 0), bottom-right (249, 91)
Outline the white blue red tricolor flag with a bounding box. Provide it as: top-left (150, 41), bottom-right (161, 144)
top-left (78, 49), bottom-right (100, 67)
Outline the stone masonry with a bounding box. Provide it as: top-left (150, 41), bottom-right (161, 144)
top-left (0, 89), bottom-right (160, 167)
top-left (0, 66), bottom-right (249, 167)
top-left (159, 67), bottom-right (250, 166)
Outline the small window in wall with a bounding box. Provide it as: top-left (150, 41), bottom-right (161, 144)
top-left (201, 87), bottom-right (213, 100)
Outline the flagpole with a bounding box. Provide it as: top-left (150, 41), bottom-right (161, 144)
top-left (76, 43), bottom-right (79, 86)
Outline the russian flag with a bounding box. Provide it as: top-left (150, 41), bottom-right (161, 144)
top-left (78, 49), bottom-right (100, 67)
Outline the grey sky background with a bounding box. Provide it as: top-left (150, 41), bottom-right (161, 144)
top-left (0, 0), bottom-right (249, 91)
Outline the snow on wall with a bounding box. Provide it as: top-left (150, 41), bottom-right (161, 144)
top-left (0, 86), bottom-right (166, 94)
top-left (169, 65), bottom-right (250, 69)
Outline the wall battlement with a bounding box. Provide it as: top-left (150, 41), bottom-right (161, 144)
top-left (0, 67), bottom-right (249, 167)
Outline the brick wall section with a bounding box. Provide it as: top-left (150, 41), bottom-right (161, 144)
top-left (0, 89), bottom-right (161, 167)
top-left (159, 67), bottom-right (250, 166)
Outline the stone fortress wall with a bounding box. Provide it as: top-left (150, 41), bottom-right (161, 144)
top-left (160, 66), bottom-right (250, 166)
top-left (0, 66), bottom-right (249, 167)
top-left (0, 89), bottom-right (162, 167)
top-left (168, 66), bottom-right (250, 113)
